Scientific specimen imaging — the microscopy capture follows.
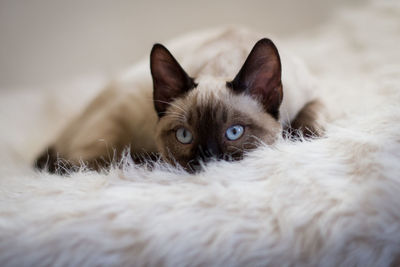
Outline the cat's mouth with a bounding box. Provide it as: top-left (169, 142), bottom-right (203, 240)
top-left (184, 153), bottom-right (244, 173)
top-left (187, 161), bottom-right (203, 173)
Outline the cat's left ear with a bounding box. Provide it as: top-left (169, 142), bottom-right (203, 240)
top-left (228, 38), bottom-right (282, 119)
top-left (150, 44), bottom-right (196, 117)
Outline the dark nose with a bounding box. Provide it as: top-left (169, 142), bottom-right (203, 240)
top-left (197, 140), bottom-right (222, 162)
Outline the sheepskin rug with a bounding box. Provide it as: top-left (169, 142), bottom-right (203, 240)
top-left (1, 1), bottom-right (400, 266)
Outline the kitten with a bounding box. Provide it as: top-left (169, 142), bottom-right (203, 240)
top-left (35, 28), bottom-right (325, 173)
top-left (152, 39), bottom-right (283, 170)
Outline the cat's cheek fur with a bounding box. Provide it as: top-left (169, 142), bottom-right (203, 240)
top-left (224, 123), bottom-right (282, 157)
top-left (155, 119), bottom-right (192, 168)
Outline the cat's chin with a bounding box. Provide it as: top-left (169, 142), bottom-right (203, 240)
top-left (183, 154), bottom-right (245, 174)
top-left (186, 162), bottom-right (203, 173)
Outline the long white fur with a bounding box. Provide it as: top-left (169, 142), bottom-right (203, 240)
top-left (1, 1), bottom-right (400, 266)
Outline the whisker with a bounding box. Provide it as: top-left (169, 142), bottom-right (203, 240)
top-left (162, 116), bottom-right (186, 123)
top-left (159, 110), bottom-right (188, 122)
top-left (162, 111), bottom-right (187, 121)
top-left (154, 100), bottom-right (187, 114)
top-left (247, 135), bottom-right (267, 146)
top-left (226, 146), bottom-right (245, 156)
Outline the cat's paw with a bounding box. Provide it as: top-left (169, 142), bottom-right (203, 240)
top-left (286, 99), bottom-right (327, 139)
top-left (34, 146), bottom-right (111, 174)
top-left (34, 146), bottom-right (72, 174)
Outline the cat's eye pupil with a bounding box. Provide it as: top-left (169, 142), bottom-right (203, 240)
top-left (225, 125), bottom-right (244, 141)
top-left (176, 127), bottom-right (193, 144)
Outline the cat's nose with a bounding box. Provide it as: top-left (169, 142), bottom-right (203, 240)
top-left (197, 141), bottom-right (221, 162)
top-left (203, 148), bottom-right (214, 159)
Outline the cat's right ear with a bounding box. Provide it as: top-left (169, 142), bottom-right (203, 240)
top-left (150, 44), bottom-right (196, 117)
top-left (228, 38), bottom-right (283, 120)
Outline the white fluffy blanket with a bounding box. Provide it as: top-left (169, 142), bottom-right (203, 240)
top-left (1, 2), bottom-right (400, 266)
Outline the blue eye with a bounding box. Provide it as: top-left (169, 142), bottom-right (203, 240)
top-left (225, 125), bottom-right (244, 141)
top-left (176, 127), bottom-right (193, 144)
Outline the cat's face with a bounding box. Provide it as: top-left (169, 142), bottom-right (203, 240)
top-left (151, 38), bottom-right (283, 171)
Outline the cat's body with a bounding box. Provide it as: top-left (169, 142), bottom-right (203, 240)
top-left (36, 27), bottom-right (325, 172)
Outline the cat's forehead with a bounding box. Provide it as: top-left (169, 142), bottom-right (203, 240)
top-left (193, 76), bottom-right (228, 99)
top-left (177, 76), bottom-right (264, 116)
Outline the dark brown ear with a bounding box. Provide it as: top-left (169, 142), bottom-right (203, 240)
top-left (150, 44), bottom-right (196, 117)
top-left (228, 38), bottom-right (282, 119)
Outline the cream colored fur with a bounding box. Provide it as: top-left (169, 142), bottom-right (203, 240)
top-left (1, 1), bottom-right (400, 266)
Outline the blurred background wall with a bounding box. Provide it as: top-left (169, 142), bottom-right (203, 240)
top-left (0, 0), bottom-right (361, 89)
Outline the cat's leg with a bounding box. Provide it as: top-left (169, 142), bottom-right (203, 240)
top-left (286, 99), bottom-right (327, 138)
top-left (35, 86), bottom-right (129, 173)
top-left (35, 85), bottom-right (158, 173)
